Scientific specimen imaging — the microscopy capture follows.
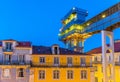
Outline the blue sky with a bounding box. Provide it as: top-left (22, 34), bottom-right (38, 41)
top-left (0, 0), bottom-right (120, 52)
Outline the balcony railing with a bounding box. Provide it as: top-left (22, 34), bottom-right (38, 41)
top-left (31, 62), bottom-right (92, 67)
top-left (93, 61), bottom-right (120, 66)
top-left (0, 60), bottom-right (30, 65)
top-left (2, 48), bottom-right (14, 52)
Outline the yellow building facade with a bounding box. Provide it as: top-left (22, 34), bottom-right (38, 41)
top-left (30, 45), bottom-right (94, 82)
top-left (88, 40), bottom-right (120, 82)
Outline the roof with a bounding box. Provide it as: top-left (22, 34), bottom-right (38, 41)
top-left (16, 42), bottom-right (31, 47)
top-left (87, 40), bottom-right (120, 54)
top-left (61, 7), bottom-right (88, 21)
top-left (0, 39), bottom-right (31, 47)
top-left (2, 39), bottom-right (16, 41)
top-left (32, 46), bottom-right (89, 55)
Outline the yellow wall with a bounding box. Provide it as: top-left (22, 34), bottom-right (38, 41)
top-left (32, 55), bottom-right (92, 66)
top-left (93, 52), bottom-right (120, 82)
top-left (94, 64), bottom-right (120, 82)
top-left (32, 67), bottom-right (92, 82)
top-left (31, 54), bottom-right (93, 82)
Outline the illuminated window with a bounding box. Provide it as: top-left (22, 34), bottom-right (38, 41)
top-left (18, 68), bottom-right (24, 77)
top-left (39, 57), bottom-right (45, 64)
top-left (39, 70), bottom-right (45, 79)
top-left (81, 70), bottom-right (87, 79)
top-left (54, 57), bottom-right (59, 65)
top-left (53, 70), bottom-right (59, 79)
top-left (3, 69), bottom-right (10, 78)
top-left (67, 70), bottom-right (73, 79)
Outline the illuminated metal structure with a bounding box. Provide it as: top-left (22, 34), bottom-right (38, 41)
top-left (59, 3), bottom-right (120, 52)
top-left (59, 2), bottom-right (120, 82)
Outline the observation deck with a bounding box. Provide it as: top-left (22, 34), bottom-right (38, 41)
top-left (59, 2), bottom-right (120, 41)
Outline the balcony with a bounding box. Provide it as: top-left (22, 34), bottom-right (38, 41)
top-left (0, 60), bottom-right (30, 65)
top-left (59, 29), bottom-right (81, 40)
top-left (3, 49), bottom-right (14, 52)
top-left (93, 61), bottom-right (120, 66)
top-left (2, 48), bottom-right (14, 54)
top-left (31, 62), bottom-right (92, 68)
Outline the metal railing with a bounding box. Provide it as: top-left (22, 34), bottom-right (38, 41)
top-left (2, 47), bottom-right (14, 52)
top-left (0, 61), bottom-right (30, 65)
top-left (31, 62), bottom-right (92, 67)
top-left (93, 61), bottom-right (120, 66)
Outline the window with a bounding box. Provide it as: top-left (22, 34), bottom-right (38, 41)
top-left (94, 56), bottom-right (97, 61)
top-left (54, 57), bottom-right (59, 66)
top-left (18, 68), bottom-right (24, 77)
top-left (4, 55), bottom-right (11, 64)
top-left (52, 45), bottom-right (59, 55)
top-left (67, 57), bottom-right (72, 66)
top-left (80, 57), bottom-right (86, 66)
top-left (67, 70), bottom-right (73, 79)
top-left (53, 70), bottom-right (59, 79)
top-left (54, 47), bottom-right (58, 55)
top-left (19, 55), bottom-right (25, 63)
top-left (81, 70), bottom-right (87, 79)
top-left (39, 70), bottom-right (45, 79)
top-left (3, 69), bottom-right (10, 78)
top-left (40, 57), bottom-right (45, 64)
top-left (5, 42), bottom-right (12, 51)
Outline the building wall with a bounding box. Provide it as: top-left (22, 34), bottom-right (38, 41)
top-left (93, 52), bottom-right (120, 82)
top-left (0, 66), bottom-right (30, 82)
top-left (32, 67), bottom-right (92, 82)
top-left (32, 55), bottom-right (92, 66)
top-left (0, 40), bottom-right (32, 82)
top-left (31, 55), bottom-right (94, 82)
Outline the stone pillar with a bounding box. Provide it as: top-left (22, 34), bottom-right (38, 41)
top-left (101, 30), bottom-right (115, 82)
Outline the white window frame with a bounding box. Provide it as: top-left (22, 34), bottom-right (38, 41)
top-left (67, 70), bottom-right (73, 79)
top-left (80, 57), bottom-right (86, 66)
top-left (17, 68), bottom-right (25, 78)
top-left (2, 68), bottom-right (11, 79)
top-left (54, 57), bottom-right (59, 66)
top-left (18, 55), bottom-right (25, 64)
top-left (39, 70), bottom-right (45, 80)
top-left (53, 70), bottom-right (59, 79)
top-left (67, 57), bottom-right (72, 66)
top-left (81, 70), bottom-right (87, 79)
top-left (39, 57), bottom-right (45, 64)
